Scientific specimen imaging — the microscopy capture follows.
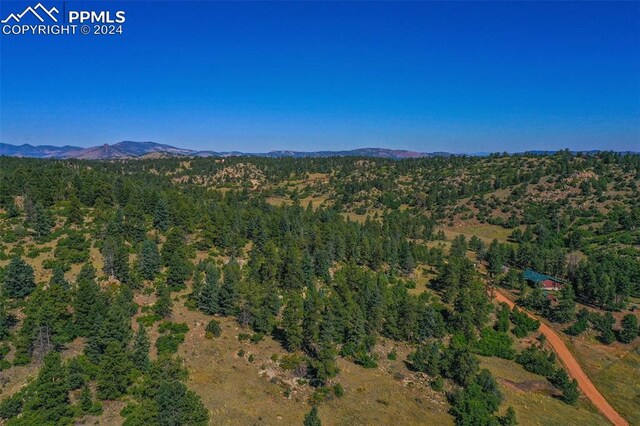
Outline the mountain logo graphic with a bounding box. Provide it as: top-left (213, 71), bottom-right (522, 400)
top-left (1, 3), bottom-right (59, 23)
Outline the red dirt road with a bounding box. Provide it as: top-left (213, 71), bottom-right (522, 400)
top-left (493, 290), bottom-right (629, 426)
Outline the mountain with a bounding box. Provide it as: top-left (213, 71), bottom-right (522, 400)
top-left (264, 148), bottom-right (437, 159)
top-left (0, 142), bottom-right (438, 160)
top-left (67, 141), bottom-right (196, 159)
top-left (3, 141), bottom-right (634, 160)
top-left (0, 143), bottom-right (83, 158)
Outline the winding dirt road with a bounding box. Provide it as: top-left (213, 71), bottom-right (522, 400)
top-left (493, 290), bottom-right (629, 426)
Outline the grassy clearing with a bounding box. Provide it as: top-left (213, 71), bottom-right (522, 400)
top-left (566, 337), bottom-right (640, 425)
top-left (480, 356), bottom-right (608, 426)
top-left (439, 223), bottom-right (515, 244)
top-left (171, 299), bottom-right (452, 425)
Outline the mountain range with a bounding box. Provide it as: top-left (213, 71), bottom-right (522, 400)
top-left (0, 141), bottom-right (443, 160)
top-left (1, 141), bottom-right (635, 160)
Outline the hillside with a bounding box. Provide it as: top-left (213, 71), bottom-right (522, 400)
top-left (0, 152), bottom-right (638, 425)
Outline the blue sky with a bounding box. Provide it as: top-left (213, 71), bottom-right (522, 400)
top-left (1, 1), bottom-right (639, 152)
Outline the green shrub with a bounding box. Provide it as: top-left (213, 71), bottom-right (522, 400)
top-left (516, 345), bottom-right (556, 377)
top-left (472, 328), bottom-right (516, 360)
top-left (205, 319), bottom-right (222, 338)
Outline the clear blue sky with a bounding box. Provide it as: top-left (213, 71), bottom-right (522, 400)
top-left (1, 1), bottom-right (639, 152)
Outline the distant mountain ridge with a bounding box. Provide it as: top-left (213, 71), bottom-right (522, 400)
top-left (0, 141), bottom-right (636, 160)
top-left (0, 141), bottom-right (440, 160)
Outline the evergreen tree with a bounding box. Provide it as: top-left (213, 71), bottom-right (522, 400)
top-left (281, 244), bottom-right (305, 290)
top-left (309, 314), bottom-right (339, 385)
top-left (132, 326), bottom-right (151, 371)
top-left (303, 406), bottom-right (322, 426)
top-left (74, 265), bottom-right (104, 337)
top-left (49, 266), bottom-right (69, 290)
top-left (14, 282), bottom-right (74, 363)
top-left (282, 293), bottom-right (304, 352)
top-left (79, 384), bottom-right (95, 413)
top-left (166, 250), bottom-right (191, 291)
top-left (114, 240), bottom-right (131, 284)
top-left (198, 263), bottom-right (220, 315)
top-left (552, 284), bottom-right (576, 323)
top-left (153, 198), bottom-right (170, 232)
top-left (66, 195), bottom-right (83, 226)
top-left (66, 356), bottom-right (86, 390)
top-left (0, 298), bottom-right (16, 340)
top-left (409, 342), bottom-right (441, 376)
top-left (24, 351), bottom-right (73, 423)
top-left (85, 296), bottom-right (132, 363)
top-left (154, 380), bottom-right (209, 425)
top-left (154, 280), bottom-right (173, 319)
top-left (495, 303), bottom-right (510, 333)
top-left (33, 203), bottom-right (54, 238)
top-left (499, 407), bottom-right (518, 426)
top-left (399, 241), bottom-right (415, 275)
top-left (3, 257), bottom-right (36, 299)
top-left (139, 239), bottom-right (161, 281)
top-left (162, 227), bottom-right (185, 266)
top-left (219, 259), bottom-right (240, 316)
top-left (102, 236), bottom-right (117, 278)
top-left (5, 199), bottom-right (20, 218)
top-left (619, 314), bottom-right (638, 343)
top-left (598, 312), bottom-right (616, 345)
top-left (97, 341), bottom-right (132, 400)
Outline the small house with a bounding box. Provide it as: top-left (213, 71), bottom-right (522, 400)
top-left (523, 269), bottom-right (565, 291)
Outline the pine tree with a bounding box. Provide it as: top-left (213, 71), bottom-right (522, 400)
top-left (198, 263), bottom-right (220, 315)
top-left (66, 356), bottom-right (86, 390)
top-left (24, 351), bottom-right (73, 423)
top-left (13, 281), bottom-right (74, 363)
top-left (114, 240), bottom-right (131, 284)
top-left (86, 298), bottom-right (133, 363)
top-left (5, 199), bottom-right (20, 218)
top-left (132, 326), bottom-right (151, 371)
top-left (139, 239), bottom-right (161, 281)
top-left (33, 203), bottom-right (54, 238)
top-left (66, 195), bottom-right (83, 226)
top-left (561, 379), bottom-right (579, 405)
top-left (49, 267), bottom-right (69, 290)
top-left (74, 265), bottom-right (104, 337)
top-left (97, 341), bottom-right (132, 400)
top-left (0, 298), bottom-right (16, 340)
top-left (303, 284), bottom-right (322, 353)
top-left (499, 407), bottom-right (518, 426)
top-left (219, 259), bottom-right (240, 316)
top-left (495, 303), bottom-right (510, 333)
top-left (309, 314), bottom-right (339, 385)
top-left (619, 314), bottom-right (638, 343)
top-left (598, 312), bottom-right (616, 345)
top-left (281, 245), bottom-right (305, 290)
top-left (162, 227), bottom-right (185, 266)
top-left (2, 257), bottom-right (36, 299)
top-left (553, 284), bottom-right (576, 323)
top-left (153, 198), bottom-right (169, 232)
top-left (166, 250), bottom-right (191, 291)
top-left (303, 406), bottom-right (322, 426)
top-left (79, 384), bottom-right (94, 413)
top-left (154, 281), bottom-right (173, 318)
top-left (102, 236), bottom-right (117, 278)
top-left (399, 241), bottom-right (415, 275)
top-left (282, 293), bottom-right (304, 351)
top-left (154, 380), bottom-right (209, 425)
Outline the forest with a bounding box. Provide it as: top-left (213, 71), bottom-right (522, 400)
top-left (0, 151), bottom-right (638, 425)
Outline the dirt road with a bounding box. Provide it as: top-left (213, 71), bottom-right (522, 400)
top-left (493, 290), bottom-right (629, 426)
